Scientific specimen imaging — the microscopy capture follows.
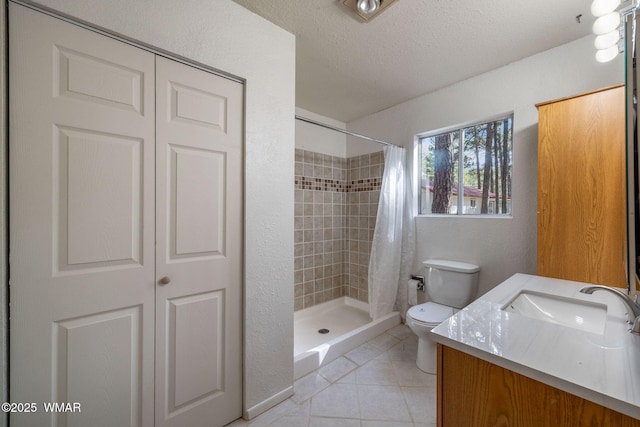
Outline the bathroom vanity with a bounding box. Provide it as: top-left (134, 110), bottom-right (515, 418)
top-left (431, 274), bottom-right (640, 427)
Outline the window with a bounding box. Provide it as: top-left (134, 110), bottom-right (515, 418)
top-left (418, 113), bottom-right (513, 216)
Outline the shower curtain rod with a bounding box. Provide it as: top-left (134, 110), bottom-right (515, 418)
top-left (295, 115), bottom-right (401, 148)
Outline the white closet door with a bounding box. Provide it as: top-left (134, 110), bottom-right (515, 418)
top-left (154, 56), bottom-right (243, 427)
top-left (9, 4), bottom-right (155, 427)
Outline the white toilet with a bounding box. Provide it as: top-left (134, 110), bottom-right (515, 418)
top-left (406, 259), bottom-right (480, 373)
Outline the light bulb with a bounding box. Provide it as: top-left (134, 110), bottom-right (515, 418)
top-left (595, 45), bottom-right (619, 62)
top-left (591, 0), bottom-right (620, 17)
top-left (357, 0), bottom-right (380, 15)
top-left (594, 30), bottom-right (620, 49)
top-left (592, 11), bottom-right (621, 35)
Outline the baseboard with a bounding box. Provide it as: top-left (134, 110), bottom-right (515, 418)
top-left (243, 385), bottom-right (294, 420)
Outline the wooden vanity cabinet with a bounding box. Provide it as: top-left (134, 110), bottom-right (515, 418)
top-left (437, 344), bottom-right (640, 427)
top-left (536, 86), bottom-right (626, 288)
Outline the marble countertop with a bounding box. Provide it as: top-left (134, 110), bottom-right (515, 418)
top-left (431, 273), bottom-right (640, 420)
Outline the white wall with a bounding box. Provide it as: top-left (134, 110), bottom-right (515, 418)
top-left (347, 36), bottom-right (624, 297)
top-left (294, 108), bottom-right (388, 158)
top-left (295, 108), bottom-right (347, 157)
top-left (7, 0), bottom-right (295, 419)
top-left (345, 135), bottom-right (387, 157)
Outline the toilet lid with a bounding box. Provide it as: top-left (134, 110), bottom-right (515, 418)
top-left (407, 302), bottom-right (455, 324)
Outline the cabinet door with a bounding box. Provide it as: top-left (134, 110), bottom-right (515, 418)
top-left (154, 56), bottom-right (243, 427)
top-left (537, 87), bottom-right (626, 287)
top-left (9, 4), bottom-right (156, 426)
top-left (438, 345), bottom-right (640, 427)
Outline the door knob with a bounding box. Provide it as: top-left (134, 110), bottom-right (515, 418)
top-left (159, 276), bottom-right (171, 285)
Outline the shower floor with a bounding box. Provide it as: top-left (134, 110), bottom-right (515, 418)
top-left (294, 297), bottom-right (371, 356)
top-left (293, 297), bottom-right (401, 379)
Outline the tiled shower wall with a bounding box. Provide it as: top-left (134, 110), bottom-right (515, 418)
top-left (294, 148), bottom-right (384, 311)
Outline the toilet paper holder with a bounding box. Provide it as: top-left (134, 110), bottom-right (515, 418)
top-left (410, 275), bottom-right (425, 292)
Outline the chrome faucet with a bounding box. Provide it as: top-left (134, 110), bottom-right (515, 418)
top-left (579, 285), bottom-right (640, 335)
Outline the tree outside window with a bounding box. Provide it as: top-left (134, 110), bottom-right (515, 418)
top-left (418, 114), bottom-right (513, 216)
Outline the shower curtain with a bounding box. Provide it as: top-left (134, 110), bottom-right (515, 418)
top-left (368, 145), bottom-right (416, 320)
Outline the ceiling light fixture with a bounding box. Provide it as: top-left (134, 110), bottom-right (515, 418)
top-left (590, 0), bottom-right (638, 62)
top-left (357, 0), bottom-right (380, 15)
top-left (340, 0), bottom-right (398, 22)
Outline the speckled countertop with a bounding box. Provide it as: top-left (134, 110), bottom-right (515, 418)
top-left (431, 273), bottom-right (640, 420)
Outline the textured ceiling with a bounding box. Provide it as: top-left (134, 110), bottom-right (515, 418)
top-left (233, 0), bottom-right (595, 122)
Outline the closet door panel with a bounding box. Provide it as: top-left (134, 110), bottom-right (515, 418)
top-left (166, 291), bottom-right (223, 408)
top-left (61, 127), bottom-right (143, 267)
top-left (171, 146), bottom-right (225, 257)
top-left (155, 56), bottom-right (243, 427)
top-left (9, 4), bottom-right (155, 427)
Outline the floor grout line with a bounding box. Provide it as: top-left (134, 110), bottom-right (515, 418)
top-left (227, 324), bottom-right (437, 427)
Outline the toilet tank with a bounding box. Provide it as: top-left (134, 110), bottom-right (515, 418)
top-left (424, 259), bottom-right (480, 309)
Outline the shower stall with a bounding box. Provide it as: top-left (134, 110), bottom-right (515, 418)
top-left (294, 147), bottom-right (383, 309)
top-left (292, 116), bottom-right (403, 378)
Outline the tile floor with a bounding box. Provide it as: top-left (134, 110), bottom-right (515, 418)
top-left (226, 324), bottom-right (437, 427)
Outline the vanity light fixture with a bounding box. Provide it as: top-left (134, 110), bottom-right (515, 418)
top-left (590, 0), bottom-right (638, 62)
top-left (340, 0), bottom-right (398, 22)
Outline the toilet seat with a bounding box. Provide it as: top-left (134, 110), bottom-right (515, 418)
top-left (407, 302), bottom-right (454, 326)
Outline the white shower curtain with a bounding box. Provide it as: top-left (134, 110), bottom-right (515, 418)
top-left (368, 145), bottom-right (416, 320)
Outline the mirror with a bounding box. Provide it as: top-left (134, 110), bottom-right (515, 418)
top-left (625, 11), bottom-right (640, 293)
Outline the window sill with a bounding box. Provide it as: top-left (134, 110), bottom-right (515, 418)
top-left (415, 214), bottom-right (513, 219)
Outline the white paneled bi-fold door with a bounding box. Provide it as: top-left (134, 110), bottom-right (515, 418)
top-left (154, 56), bottom-right (243, 427)
top-left (9, 4), bottom-right (243, 427)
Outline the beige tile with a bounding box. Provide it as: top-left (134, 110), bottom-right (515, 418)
top-left (358, 385), bottom-right (411, 422)
top-left (345, 342), bottom-right (383, 366)
top-left (285, 399), bottom-right (310, 417)
top-left (310, 383), bottom-right (360, 418)
top-left (224, 418), bottom-right (248, 426)
top-left (303, 294), bottom-right (314, 308)
top-left (318, 356), bottom-right (357, 383)
top-left (401, 386), bottom-right (437, 424)
top-left (336, 370), bottom-right (357, 384)
top-left (386, 324), bottom-right (412, 340)
top-left (391, 360), bottom-right (436, 387)
top-left (268, 415), bottom-right (310, 427)
top-left (302, 150), bottom-right (313, 164)
top-left (247, 399), bottom-right (298, 427)
top-left (387, 340), bottom-right (419, 362)
top-left (355, 359), bottom-right (397, 386)
top-left (292, 372), bottom-right (331, 404)
top-left (372, 350), bottom-right (390, 362)
top-left (361, 422), bottom-right (413, 427)
top-left (303, 163), bottom-right (314, 177)
top-left (368, 333), bottom-right (400, 352)
top-left (309, 418), bottom-right (360, 427)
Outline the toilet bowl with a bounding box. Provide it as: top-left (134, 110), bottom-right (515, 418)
top-left (406, 302), bottom-right (455, 373)
top-left (406, 259), bottom-right (480, 374)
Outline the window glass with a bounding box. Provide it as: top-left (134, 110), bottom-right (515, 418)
top-left (418, 114), bottom-right (513, 216)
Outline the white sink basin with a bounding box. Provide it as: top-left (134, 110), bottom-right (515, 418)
top-left (502, 290), bottom-right (608, 334)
